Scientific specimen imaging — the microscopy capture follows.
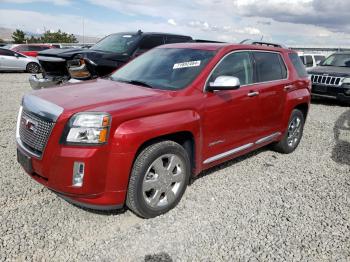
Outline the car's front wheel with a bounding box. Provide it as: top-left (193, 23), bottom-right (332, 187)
top-left (126, 141), bottom-right (190, 218)
top-left (26, 62), bottom-right (40, 73)
top-left (273, 109), bottom-right (305, 154)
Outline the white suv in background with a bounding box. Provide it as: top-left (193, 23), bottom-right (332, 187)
top-left (299, 54), bottom-right (326, 68)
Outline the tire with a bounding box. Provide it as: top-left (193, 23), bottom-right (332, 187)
top-left (272, 109), bottom-right (305, 154)
top-left (26, 62), bottom-right (40, 73)
top-left (126, 140), bottom-right (191, 218)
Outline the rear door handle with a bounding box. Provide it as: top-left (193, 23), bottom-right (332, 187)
top-left (247, 91), bottom-right (259, 97)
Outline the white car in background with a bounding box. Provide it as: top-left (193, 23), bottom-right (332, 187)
top-left (299, 54), bottom-right (326, 68)
top-left (0, 48), bottom-right (41, 73)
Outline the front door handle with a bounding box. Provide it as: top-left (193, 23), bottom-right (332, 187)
top-left (284, 85), bottom-right (294, 91)
top-left (247, 91), bottom-right (259, 97)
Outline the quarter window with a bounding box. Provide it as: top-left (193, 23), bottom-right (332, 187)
top-left (253, 52), bottom-right (287, 82)
top-left (209, 52), bottom-right (253, 85)
top-left (289, 53), bottom-right (308, 78)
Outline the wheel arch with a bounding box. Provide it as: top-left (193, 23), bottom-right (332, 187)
top-left (134, 131), bottom-right (196, 176)
top-left (294, 102), bottom-right (309, 119)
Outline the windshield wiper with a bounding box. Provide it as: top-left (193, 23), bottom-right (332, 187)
top-left (112, 78), bottom-right (153, 88)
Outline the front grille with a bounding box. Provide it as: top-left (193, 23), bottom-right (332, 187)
top-left (19, 110), bottom-right (54, 156)
top-left (310, 74), bottom-right (342, 86)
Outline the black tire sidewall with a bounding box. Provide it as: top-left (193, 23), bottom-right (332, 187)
top-left (128, 141), bottom-right (191, 218)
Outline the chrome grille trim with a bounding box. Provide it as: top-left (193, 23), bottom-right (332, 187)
top-left (310, 74), bottom-right (342, 86)
top-left (16, 107), bottom-right (54, 158)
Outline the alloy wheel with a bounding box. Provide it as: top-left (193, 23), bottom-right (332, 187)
top-left (142, 154), bottom-right (185, 209)
top-left (287, 115), bottom-right (302, 147)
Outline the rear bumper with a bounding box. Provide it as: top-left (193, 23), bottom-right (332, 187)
top-left (29, 74), bottom-right (61, 89)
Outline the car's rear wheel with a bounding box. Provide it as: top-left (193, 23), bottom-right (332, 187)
top-left (126, 141), bottom-right (190, 218)
top-left (272, 109), bottom-right (305, 154)
top-left (26, 62), bottom-right (40, 73)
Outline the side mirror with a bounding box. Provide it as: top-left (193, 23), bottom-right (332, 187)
top-left (207, 76), bottom-right (240, 92)
top-left (14, 53), bottom-right (19, 58)
top-left (316, 60), bottom-right (321, 66)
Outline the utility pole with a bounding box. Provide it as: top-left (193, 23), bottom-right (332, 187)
top-left (82, 16), bottom-right (85, 45)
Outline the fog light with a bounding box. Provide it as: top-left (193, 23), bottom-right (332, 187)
top-left (73, 162), bottom-right (85, 187)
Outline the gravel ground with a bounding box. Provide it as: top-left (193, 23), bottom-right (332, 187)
top-left (0, 73), bottom-right (349, 261)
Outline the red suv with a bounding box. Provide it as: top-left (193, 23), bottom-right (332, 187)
top-left (11, 44), bottom-right (57, 57)
top-left (16, 42), bottom-right (311, 218)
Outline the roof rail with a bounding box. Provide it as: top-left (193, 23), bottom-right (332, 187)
top-left (240, 39), bottom-right (287, 49)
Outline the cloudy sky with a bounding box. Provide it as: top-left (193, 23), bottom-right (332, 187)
top-left (0, 0), bottom-right (349, 46)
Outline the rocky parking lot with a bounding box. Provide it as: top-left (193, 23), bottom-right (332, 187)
top-left (0, 73), bottom-right (349, 261)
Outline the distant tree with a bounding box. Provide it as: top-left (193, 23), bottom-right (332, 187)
top-left (12, 29), bottom-right (26, 44)
top-left (27, 36), bottom-right (41, 43)
top-left (0, 38), bottom-right (4, 43)
top-left (40, 30), bottom-right (77, 43)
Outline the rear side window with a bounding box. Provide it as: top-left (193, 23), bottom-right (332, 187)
top-left (288, 53), bottom-right (308, 78)
top-left (305, 55), bottom-right (313, 67)
top-left (314, 55), bottom-right (325, 63)
top-left (28, 46), bottom-right (49, 51)
top-left (253, 52), bottom-right (287, 82)
top-left (165, 36), bottom-right (191, 44)
top-left (139, 36), bottom-right (164, 50)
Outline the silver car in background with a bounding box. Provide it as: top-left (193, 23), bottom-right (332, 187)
top-left (0, 48), bottom-right (40, 73)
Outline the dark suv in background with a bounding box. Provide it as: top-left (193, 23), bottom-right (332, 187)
top-left (29, 31), bottom-right (192, 89)
top-left (308, 52), bottom-right (350, 103)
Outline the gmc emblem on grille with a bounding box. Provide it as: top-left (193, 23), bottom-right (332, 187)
top-left (21, 116), bottom-right (37, 133)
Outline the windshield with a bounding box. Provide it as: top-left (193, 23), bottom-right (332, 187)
top-left (110, 48), bottom-right (215, 90)
top-left (321, 54), bottom-right (350, 67)
top-left (90, 33), bottom-right (140, 53)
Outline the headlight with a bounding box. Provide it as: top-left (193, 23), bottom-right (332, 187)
top-left (65, 113), bottom-right (111, 144)
top-left (342, 77), bottom-right (350, 84)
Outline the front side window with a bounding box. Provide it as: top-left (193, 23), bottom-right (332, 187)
top-left (16, 45), bottom-right (29, 52)
top-left (0, 48), bottom-right (15, 56)
top-left (321, 54), bottom-right (350, 67)
top-left (90, 33), bottom-right (141, 54)
top-left (111, 48), bottom-right (215, 90)
top-left (253, 52), bottom-right (287, 82)
top-left (209, 52), bottom-right (253, 85)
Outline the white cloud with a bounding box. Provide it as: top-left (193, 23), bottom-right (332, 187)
top-left (167, 19), bottom-right (177, 26)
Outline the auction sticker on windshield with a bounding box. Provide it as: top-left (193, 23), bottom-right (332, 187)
top-left (173, 61), bottom-right (201, 69)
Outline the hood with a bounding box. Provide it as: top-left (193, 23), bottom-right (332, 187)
top-left (307, 66), bottom-right (350, 77)
top-left (38, 48), bottom-right (130, 62)
top-left (31, 78), bottom-right (167, 113)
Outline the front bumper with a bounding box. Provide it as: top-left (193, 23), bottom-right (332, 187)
top-left (311, 83), bottom-right (350, 102)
